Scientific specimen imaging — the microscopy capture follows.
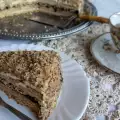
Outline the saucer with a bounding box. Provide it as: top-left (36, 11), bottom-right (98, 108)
top-left (91, 33), bottom-right (120, 74)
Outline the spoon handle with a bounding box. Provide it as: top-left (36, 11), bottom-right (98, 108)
top-left (0, 97), bottom-right (33, 120)
top-left (4, 103), bottom-right (33, 120)
top-left (80, 15), bottom-right (109, 23)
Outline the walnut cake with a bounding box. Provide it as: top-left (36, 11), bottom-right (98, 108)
top-left (0, 0), bottom-right (84, 18)
top-left (0, 50), bottom-right (62, 120)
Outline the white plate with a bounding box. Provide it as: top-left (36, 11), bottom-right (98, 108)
top-left (91, 33), bottom-right (120, 74)
top-left (0, 44), bottom-right (90, 120)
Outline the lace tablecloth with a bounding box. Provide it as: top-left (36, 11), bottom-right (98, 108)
top-left (34, 23), bottom-right (120, 120)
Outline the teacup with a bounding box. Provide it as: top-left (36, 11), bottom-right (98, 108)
top-left (110, 12), bottom-right (120, 50)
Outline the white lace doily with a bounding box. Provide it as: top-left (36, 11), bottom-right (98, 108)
top-left (34, 23), bottom-right (120, 120)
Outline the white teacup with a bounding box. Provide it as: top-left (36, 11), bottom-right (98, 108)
top-left (110, 12), bottom-right (120, 50)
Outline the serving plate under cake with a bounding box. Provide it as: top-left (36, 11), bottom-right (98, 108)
top-left (0, 2), bottom-right (97, 41)
top-left (0, 44), bottom-right (89, 120)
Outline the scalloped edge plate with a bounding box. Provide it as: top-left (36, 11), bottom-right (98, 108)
top-left (0, 44), bottom-right (90, 120)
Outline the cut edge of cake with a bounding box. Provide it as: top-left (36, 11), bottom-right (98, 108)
top-left (0, 79), bottom-right (40, 116)
top-left (0, 0), bottom-right (84, 18)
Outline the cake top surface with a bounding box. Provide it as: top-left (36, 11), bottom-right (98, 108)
top-left (0, 50), bottom-right (61, 92)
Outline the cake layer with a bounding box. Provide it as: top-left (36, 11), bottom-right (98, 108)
top-left (0, 0), bottom-right (77, 9)
top-left (0, 50), bottom-right (62, 120)
top-left (0, 0), bottom-right (84, 18)
top-left (0, 80), bottom-right (40, 116)
top-left (0, 74), bottom-right (41, 101)
top-left (0, 0), bottom-right (83, 10)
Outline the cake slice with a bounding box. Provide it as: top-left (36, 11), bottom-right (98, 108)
top-left (0, 50), bottom-right (62, 120)
top-left (0, 0), bottom-right (84, 18)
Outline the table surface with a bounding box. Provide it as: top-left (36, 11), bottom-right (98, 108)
top-left (0, 1), bottom-right (120, 120)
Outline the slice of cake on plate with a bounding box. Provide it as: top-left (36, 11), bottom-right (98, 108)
top-left (0, 50), bottom-right (62, 120)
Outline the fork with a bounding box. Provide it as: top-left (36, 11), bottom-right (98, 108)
top-left (0, 97), bottom-right (33, 120)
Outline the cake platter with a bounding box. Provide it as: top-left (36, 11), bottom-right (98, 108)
top-left (0, 2), bottom-right (97, 41)
top-left (0, 44), bottom-right (90, 120)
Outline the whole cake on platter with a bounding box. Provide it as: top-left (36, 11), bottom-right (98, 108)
top-left (0, 50), bottom-right (62, 120)
top-left (0, 0), bottom-right (84, 17)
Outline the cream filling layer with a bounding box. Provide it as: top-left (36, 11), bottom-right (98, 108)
top-left (0, 72), bottom-right (42, 101)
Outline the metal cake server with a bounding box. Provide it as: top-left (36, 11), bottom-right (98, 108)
top-left (0, 97), bottom-right (33, 120)
top-left (25, 14), bottom-right (77, 30)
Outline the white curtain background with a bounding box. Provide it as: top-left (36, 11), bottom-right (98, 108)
top-left (93, 0), bottom-right (120, 17)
